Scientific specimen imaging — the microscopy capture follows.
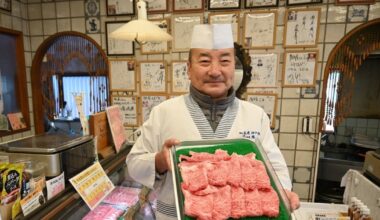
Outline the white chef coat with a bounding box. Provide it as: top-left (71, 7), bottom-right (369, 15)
top-left (126, 94), bottom-right (292, 219)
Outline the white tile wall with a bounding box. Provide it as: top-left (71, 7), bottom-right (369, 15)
top-left (327, 5), bottom-right (347, 23)
top-left (29, 20), bottom-right (43, 35)
top-left (325, 23), bottom-right (345, 43)
top-left (293, 183), bottom-right (310, 199)
top-left (369, 2), bottom-right (380, 20)
top-left (56, 2), bottom-right (70, 18)
top-left (299, 99), bottom-right (319, 116)
top-left (28, 4), bottom-right (42, 20)
top-left (42, 3), bottom-right (56, 19)
top-left (279, 133), bottom-right (297, 150)
top-left (295, 151), bottom-right (313, 166)
top-left (297, 134), bottom-right (316, 151)
top-left (294, 167), bottom-right (311, 183)
top-left (43, 20), bottom-right (57, 35)
top-left (70, 1), bottom-right (85, 17)
top-left (280, 116), bottom-right (299, 133)
top-left (281, 99), bottom-right (299, 116)
top-left (57, 18), bottom-right (71, 32)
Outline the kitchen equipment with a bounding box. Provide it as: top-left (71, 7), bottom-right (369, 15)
top-left (170, 138), bottom-right (291, 220)
top-left (0, 133), bottom-right (95, 180)
top-left (363, 150), bottom-right (380, 185)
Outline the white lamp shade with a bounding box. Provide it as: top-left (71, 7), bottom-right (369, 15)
top-left (109, 19), bottom-right (173, 42)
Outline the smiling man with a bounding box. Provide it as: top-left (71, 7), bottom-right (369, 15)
top-left (126, 24), bottom-right (299, 220)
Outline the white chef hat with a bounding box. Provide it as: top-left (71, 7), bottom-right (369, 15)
top-left (190, 24), bottom-right (234, 49)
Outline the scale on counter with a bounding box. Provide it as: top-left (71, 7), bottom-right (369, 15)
top-left (0, 133), bottom-right (96, 180)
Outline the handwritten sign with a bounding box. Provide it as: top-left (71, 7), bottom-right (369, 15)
top-left (139, 61), bottom-right (167, 93)
top-left (171, 61), bottom-right (190, 94)
top-left (69, 162), bottom-right (114, 210)
top-left (246, 93), bottom-right (277, 128)
top-left (140, 95), bottom-right (167, 123)
top-left (46, 172), bottom-right (65, 200)
top-left (111, 96), bottom-right (138, 127)
top-left (248, 53), bottom-right (278, 88)
top-left (283, 51), bottom-right (318, 87)
top-left (109, 59), bottom-right (136, 91)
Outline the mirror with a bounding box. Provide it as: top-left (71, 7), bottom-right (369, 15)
top-left (234, 43), bottom-right (252, 99)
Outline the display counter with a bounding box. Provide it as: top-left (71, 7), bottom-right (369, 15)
top-left (22, 144), bottom-right (144, 220)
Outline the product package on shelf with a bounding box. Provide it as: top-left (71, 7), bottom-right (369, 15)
top-left (170, 138), bottom-right (291, 220)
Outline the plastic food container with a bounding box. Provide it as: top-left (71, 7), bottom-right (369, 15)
top-left (170, 138), bottom-right (291, 220)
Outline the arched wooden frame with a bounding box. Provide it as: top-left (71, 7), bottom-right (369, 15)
top-left (319, 18), bottom-right (380, 132)
top-left (235, 43), bottom-right (252, 99)
top-left (31, 31), bottom-right (108, 134)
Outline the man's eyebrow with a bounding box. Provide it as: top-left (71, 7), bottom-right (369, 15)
top-left (198, 52), bottom-right (211, 58)
top-left (220, 52), bottom-right (233, 58)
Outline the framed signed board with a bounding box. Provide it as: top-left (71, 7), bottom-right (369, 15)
top-left (282, 50), bottom-right (318, 87)
top-left (109, 59), bottom-right (136, 91)
top-left (139, 95), bottom-right (168, 124)
top-left (139, 61), bottom-right (167, 94)
top-left (171, 61), bottom-right (190, 94)
top-left (243, 11), bottom-right (277, 49)
top-left (246, 93), bottom-right (278, 128)
top-left (110, 95), bottom-right (138, 127)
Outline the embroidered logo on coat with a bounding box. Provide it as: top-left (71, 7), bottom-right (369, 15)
top-left (239, 130), bottom-right (260, 140)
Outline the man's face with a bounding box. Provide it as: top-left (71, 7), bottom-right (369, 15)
top-left (187, 48), bottom-right (235, 100)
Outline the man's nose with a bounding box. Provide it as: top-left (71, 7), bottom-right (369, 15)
top-left (208, 62), bottom-right (222, 76)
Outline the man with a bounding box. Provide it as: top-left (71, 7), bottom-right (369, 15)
top-left (126, 24), bottom-right (299, 219)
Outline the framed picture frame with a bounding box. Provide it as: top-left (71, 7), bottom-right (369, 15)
top-left (282, 50), bottom-right (318, 87)
top-left (141, 19), bottom-right (170, 54)
top-left (243, 11), bottom-right (277, 49)
top-left (208, 0), bottom-right (241, 10)
top-left (145, 0), bottom-right (168, 13)
top-left (246, 93), bottom-right (278, 128)
top-left (172, 14), bottom-right (203, 52)
top-left (347, 5), bottom-right (369, 22)
top-left (139, 61), bottom-right (167, 94)
top-left (105, 21), bottom-right (134, 56)
top-left (284, 8), bottom-right (320, 48)
top-left (247, 53), bottom-right (279, 88)
top-left (139, 95), bottom-right (168, 124)
top-left (110, 95), bottom-right (138, 127)
top-left (173, 0), bottom-right (204, 13)
top-left (109, 59), bottom-right (136, 91)
top-left (0, 0), bottom-right (11, 12)
top-left (171, 61), bottom-right (190, 94)
top-left (209, 12), bottom-right (240, 43)
top-left (245, 0), bottom-right (278, 8)
top-left (336, 0), bottom-right (375, 5)
top-left (106, 0), bottom-right (135, 16)
top-left (286, 0), bottom-right (322, 6)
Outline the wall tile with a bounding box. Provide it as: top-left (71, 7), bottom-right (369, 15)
top-left (276, 26), bottom-right (283, 45)
top-left (325, 23), bottom-right (345, 43)
top-left (299, 99), bottom-right (318, 116)
top-left (294, 167), bottom-right (311, 183)
top-left (327, 5), bottom-right (347, 23)
top-left (296, 134), bottom-right (316, 150)
top-left (57, 18), bottom-right (71, 32)
top-left (281, 150), bottom-right (295, 166)
top-left (318, 24), bottom-right (325, 43)
top-left (12, 1), bottom-right (22, 18)
top-left (346, 118), bottom-right (357, 127)
top-left (99, 0), bottom-right (106, 16)
top-left (357, 118), bottom-right (367, 127)
top-left (29, 20), bottom-right (43, 35)
top-left (280, 116), bottom-right (298, 133)
top-left (368, 2), bottom-right (380, 20)
top-left (356, 127), bottom-right (367, 135)
top-left (1, 14), bottom-right (12, 28)
top-left (70, 1), bottom-right (85, 17)
top-left (281, 99), bottom-right (299, 116)
top-left (24, 52), bottom-right (32, 67)
top-left (30, 36), bottom-right (43, 51)
top-left (12, 17), bottom-right (23, 31)
top-left (279, 133), bottom-right (296, 150)
top-left (28, 4), bottom-right (42, 20)
top-left (87, 33), bottom-right (101, 46)
top-left (56, 2), bottom-right (70, 18)
top-left (295, 151), bottom-right (313, 166)
top-left (71, 18), bottom-right (85, 33)
top-left (319, 5), bottom-right (328, 24)
top-left (367, 128), bottom-right (378, 137)
top-left (43, 20), bottom-right (57, 35)
top-left (367, 119), bottom-right (379, 128)
top-left (293, 183), bottom-right (310, 199)
top-left (42, 3), bottom-right (56, 19)
top-left (323, 43), bottom-right (335, 62)
top-left (282, 88), bottom-right (300, 98)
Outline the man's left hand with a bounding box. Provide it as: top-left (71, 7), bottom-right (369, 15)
top-left (285, 190), bottom-right (300, 211)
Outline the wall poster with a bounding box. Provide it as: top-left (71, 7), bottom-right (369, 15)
top-left (139, 61), bottom-right (167, 93)
top-left (111, 95), bottom-right (138, 127)
top-left (246, 93), bottom-right (278, 128)
top-left (248, 53), bottom-right (278, 88)
top-left (282, 50), bottom-right (318, 87)
top-left (140, 95), bottom-right (167, 124)
top-left (171, 61), bottom-right (190, 94)
top-left (109, 59), bottom-right (136, 91)
top-left (243, 11), bottom-right (277, 49)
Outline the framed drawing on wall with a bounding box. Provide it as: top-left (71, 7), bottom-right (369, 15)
top-left (172, 14), bottom-right (203, 52)
top-left (208, 0), bottom-right (240, 10)
top-left (173, 0), bottom-right (203, 12)
top-left (284, 8), bottom-right (320, 48)
top-left (246, 93), bottom-right (278, 128)
top-left (282, 50), bottom-right (318, 87)
top-left (139, 61), bottom-right (167, 93)
top-left (109, 59), bottom-right (136, 91)
top-left (336, 0), bottom-right (374, 5)
top-left (141, 19), bottom-right (170, 54)
top-left (171, 61), bottom-right (190, 94)
top-left (247, 53), bottom-right (278, 88)
top-left (245, 0), bottom-right (278, 8)
top-left (106, 0), bottom-right (135, 16)
top-left (105, 21), bottom-right (134, 56)
top-left (145, 0), bottom-right (168, 13)
top-left (209, 12), bottom-right (240, 43)
top-left (0, 0), bottom-right (11, 12)
top-left (243, 11), bottom-right (277, 49)
top-left (287, 0), bottom-right (322, 6)
top-left (111, 95), bottom-right (138, 127)
top-left (140, 95), bottom-right (168, 124)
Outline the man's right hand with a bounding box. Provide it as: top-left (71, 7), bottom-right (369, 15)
top-left (155, 138), bottom-right (180, 174)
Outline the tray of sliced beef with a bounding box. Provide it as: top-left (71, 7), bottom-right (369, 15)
top-left (170, 138), bottom-right (291, 220)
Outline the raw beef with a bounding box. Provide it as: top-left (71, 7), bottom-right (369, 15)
top-left (239, 156), bottom-right (256, 191)
top-left (179, 149), bottom-right (230, 162)
top-left (207, 160), bottom-right (229, 186)
top-left (245, 189), bottom-right (263, 216)
top-left (212, 185), bottom-right (231, 220)
top-left (182, 185), bottom-right (213, 220)
top-left (179, 161), bottom-right (208, 192)
top-left (230, 186), bottom-right (246, 218)
top-left (226, 153), bottom-right (242, 187)
top-left (260, 188), bottom-right (280, 217)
